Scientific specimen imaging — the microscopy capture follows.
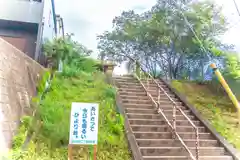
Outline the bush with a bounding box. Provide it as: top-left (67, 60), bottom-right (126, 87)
top-left (10, 70), bottom-right (130, 160)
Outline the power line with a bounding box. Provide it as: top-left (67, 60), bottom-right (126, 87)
top-left (171, 0), bottom-right (209, 56)
top-left (233, 0), bottom-right (240, 18)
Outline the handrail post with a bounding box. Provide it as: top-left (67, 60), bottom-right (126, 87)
top-left (195, 128), bottom-right (199, 160)
top-left (147, 75), bottom-right (149, 90)
top-left (172, 104), bottom-right (176, 139)
top-left (136, 61), bottom-right (140, 78)
top-left (158, 89), bottom-right (160, 104)
top-left (133, 60), bottom-right (197, 160)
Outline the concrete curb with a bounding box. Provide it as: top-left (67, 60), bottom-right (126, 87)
top-left (161, 78), bottom-right (240, 160)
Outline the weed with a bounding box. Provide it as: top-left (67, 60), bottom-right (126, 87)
top-left (10, 71), bottom-right (131, 159)
top-left (172, 80), bottom-right (240, 150)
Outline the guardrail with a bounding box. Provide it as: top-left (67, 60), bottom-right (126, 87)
top-left (134, 62), bottom-right (199, 160)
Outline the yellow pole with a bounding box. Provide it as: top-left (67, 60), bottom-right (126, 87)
top-left (210, 63), bottom-right (240, 123)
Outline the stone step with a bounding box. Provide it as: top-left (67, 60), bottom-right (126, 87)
top-left (120, 95), bottom-right (149, 100)
top-left (119, 91), bottom-right (177, 102)
top-left (114, 78), bottom-right (138, 83)
top-left (120, 96), bottom-right (180, 106)
top-left (119, 88), bottom-right (172, 94)
top-left (122, 104), bottom-right (187, 111)
top-left (129, 119), bottom-right (201, 126)
top-left (123, 103), bottom-right (154, 109)
top-left (148, 90), bottom-right (174, 96)
top-left (119, 84), bottom-right (169, 90)
top-left (154, 97), bottom-right (179, 102)
top-left (122, 100), bottom-right (182, 106)
top-left (126, 108), bottom-right (158, 114)
top-left (146, 88), bottom-right (172, 93)
top-left (119, 88), bottom-right (146, 92)
top-left (141, 80), bottom-right (164, 85)
top-left (122, 99), bottom-right (150, 104)
top-left (134, 132), bottom-right (213, 140)
top-left (119, 90), bottom-right (176, 97)
top-left (124, 104), bottom-right (154, 109)
top-left (116, 82), bottom-right (140, 86)
top-left (137, 139), bottom-right (219, 147)
top-left (119, 91), bottom-right (148, 96)
top-left (159, 101), bottom-right (183, 105)
top-left (162, 109), bottom-right (191, 115)
top-left (114, 77), bottom-right (234, 160)
top-left (152, 93), bottom-right (176, 98)
top-left (142, 83), bottom-right (168, 88)
top-left (131, 125), bottom-right (206, 133)
top-left (159, 105), bottom-right (187, 110)
top-left (126, 108), bottom-right (191, 115)
top-left (142, 155), bottom-right (233, 160)
top-left (140, 147), bottom-right (226, 156)
top-left (127, 113), bottom-right (196, 120)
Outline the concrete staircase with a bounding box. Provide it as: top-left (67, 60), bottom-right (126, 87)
top-left (113, 75), bottom-right (235, 160)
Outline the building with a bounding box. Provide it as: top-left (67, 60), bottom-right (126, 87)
top-left (0, 0), bottom-right (61, 64)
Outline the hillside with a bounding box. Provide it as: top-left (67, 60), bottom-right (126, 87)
top-left (172, 80), bottom-right (240, 149)
top-left (9, 71), bottom-right (131, 160)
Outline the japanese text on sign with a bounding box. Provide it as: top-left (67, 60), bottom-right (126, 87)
top-left (69, 102), bottom-right (99, 145)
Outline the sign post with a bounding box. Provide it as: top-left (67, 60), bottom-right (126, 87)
top-left (68, 102), bottom-right (99, 160)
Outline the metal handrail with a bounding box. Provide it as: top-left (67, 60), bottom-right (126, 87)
top-left (134, 64), bottom-right (199, 160)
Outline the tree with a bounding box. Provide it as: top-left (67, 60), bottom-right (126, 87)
top-left (43, 34), bottom-right (92, 69)
top-left (97, 0), bottom-right (228, 80)
top-left (224, 54), bottom-right (240, 79)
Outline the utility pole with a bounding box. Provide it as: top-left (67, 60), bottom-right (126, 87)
top-left (55, 14), bottom-right (65, 72)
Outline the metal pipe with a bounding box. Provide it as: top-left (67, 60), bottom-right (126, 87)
top-left (133, 60), bottom-right (198, 159)
top-left (210, 63), bottom-right (240, 124)
top-left (135, 73), bottom-right (196, 160)
top-left (172, 104), bottom-right (176, 139)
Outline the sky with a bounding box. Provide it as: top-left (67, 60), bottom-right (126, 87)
top-left (54, 0), bottom-right (240, 60)
top-left (55, 0), bottom-right (156, 58)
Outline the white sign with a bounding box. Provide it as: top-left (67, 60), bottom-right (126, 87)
top-left (69, 102), bottom-right (99, 145)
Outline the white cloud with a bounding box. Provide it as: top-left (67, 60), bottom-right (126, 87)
top-left (55, 0), bottom-right (240, 60)
top-left (213, 0), bottom-right (240, 53)
top-left (55, 0), bottom-right (156, 58)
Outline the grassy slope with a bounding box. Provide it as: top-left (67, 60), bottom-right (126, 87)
top-left (172, 80), bottom-right (240, 149)
top-left (10, 71), bottom-right (131, 160)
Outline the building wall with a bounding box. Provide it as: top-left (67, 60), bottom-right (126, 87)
top-left (0, 28), bottom-right (38, 59)
top-left (0, 0), bottom-right (44, 24)
top-left (0, 38), bottom-right (44, 152)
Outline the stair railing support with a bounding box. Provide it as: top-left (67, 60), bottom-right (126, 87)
top-left (147, 75), bottom-right (149, 90)
top-left (195, 128), bottom-right (200, 160)
top-left (172, 104), bottom-right (176, 139)
top-left (133, 61), bottom-right (197, 160)
top-left (136, 61), bottom-right (140, 78)
top-left (157, 89), bottom-right (161, 105)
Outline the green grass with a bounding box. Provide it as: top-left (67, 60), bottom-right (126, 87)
top-left (172, 80), bottom-right (240, 150)
top-left (9, 71), bottom-right (131, 160)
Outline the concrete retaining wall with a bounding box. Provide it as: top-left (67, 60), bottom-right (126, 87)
top-left (0, 38), bottom-right (44, 153)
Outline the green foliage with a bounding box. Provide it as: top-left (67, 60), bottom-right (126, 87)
top-left (172, 80), bottom-right (240, 149)
top-left (36, 71), bottom-right (51, 96)
top-left (11, 34), bottom-right (130, 159)
top-left (43, 34), bottom-right (93, 70)
top-left (11, 71), bottom-right (130, 159)
top-left (205, 54), bottom-right (240, 100)
top-left (12, 116), bottom-right (32, 150)
top-left (97, 0), bottom-right (228, 79)
top-left (224, 54), bottom-right (240, 79)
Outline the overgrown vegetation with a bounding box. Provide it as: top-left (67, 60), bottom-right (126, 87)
top-left (97, 0), bottom-right (240, 151)
top-left (9, 36), bottom-right (131, 160)
top-left (172, 80), bottom-right (240, 149)
top-left (97, 0), bottom-right (235, 79)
